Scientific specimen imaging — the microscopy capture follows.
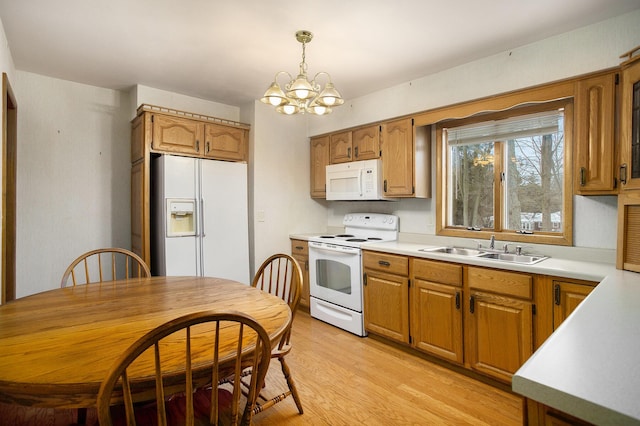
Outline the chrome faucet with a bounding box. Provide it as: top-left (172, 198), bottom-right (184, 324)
top-left (489, 235), bottom-right (495, 250)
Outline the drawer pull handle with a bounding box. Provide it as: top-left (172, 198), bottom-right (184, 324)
top-left (295, 246), bottom-right (304, 250)
top-left (455, 292), bottom-right (460, 310)
top-left (378, 260), bottom-right (391, 267)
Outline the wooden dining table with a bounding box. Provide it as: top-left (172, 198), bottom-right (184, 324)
top-left (0, 276), bottom-right (291, 409)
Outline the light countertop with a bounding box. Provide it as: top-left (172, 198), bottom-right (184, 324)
top-left (291, 234), bottom-right (640, 424)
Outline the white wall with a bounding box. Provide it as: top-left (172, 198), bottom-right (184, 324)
top-left (14, 72), bottom-right (131, 297)
top-left (131, 85), bottom-right (241, 122)
top-left (310, 10), bottom-right (640, 253)
top-left (246, 101), bottom-right (327, 273)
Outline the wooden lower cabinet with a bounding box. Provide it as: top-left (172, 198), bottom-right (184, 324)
top-left (290, 239), bottom-right (310, 310)
top-left (465, 266), bottom-right (534, 383)
top-left (552, 279), bottom-right (595, 328)
top-left (363, 251), bottom-right (409, 343)
top-left (525, 398), bottom-right (594, 426)
top-left (410, 258), bottom-right (463, 364)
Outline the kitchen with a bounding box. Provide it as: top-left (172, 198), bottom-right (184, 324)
top-left (0, 2), bottom-right (639, 425)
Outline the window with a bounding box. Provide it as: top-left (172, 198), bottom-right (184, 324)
top-left (436, 101), bottom-right (573, 246)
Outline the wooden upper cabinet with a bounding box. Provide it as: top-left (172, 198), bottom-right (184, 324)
top-left (203, 123), bottom-right (247, 161)
top-left (330, 130), bottom-right (353, 164)
top-left (574, 70), bottom-right (618, 194)
top-left (380, 118), bottom-right (430, 198)
top-left (151, 113), bottom-right (204, 156)
top-left (619, 50), bottom-right (640, 191)
top-left (310, 135), bottom-right (330, 198)
top-left (352, 125), bottom-right (380, 160)
top-left (381, 118), bottom-right (414, 196)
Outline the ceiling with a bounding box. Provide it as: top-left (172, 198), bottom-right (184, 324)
top-left (1, 0), bottom-right (639, 107)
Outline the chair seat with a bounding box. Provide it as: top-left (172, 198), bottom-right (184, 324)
top-left (105, 388), bottom-right (233, 426)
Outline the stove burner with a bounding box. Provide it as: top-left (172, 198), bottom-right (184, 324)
top-left (336, 234), bottom-right (355, 237)
top-left (319, 235), bottom-right (335, 238)
top-left (346, 238), bottom-right (367, 242)
top-left (367, 237), bottom-right (382, 240)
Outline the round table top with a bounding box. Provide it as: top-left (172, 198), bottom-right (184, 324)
top-left (0, 276), bottom-right (291, 408)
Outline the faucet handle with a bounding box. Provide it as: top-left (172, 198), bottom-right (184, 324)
top-left (503, 243), bottom-right (510, 253)
top-left (515, 245), bottom-right (522, 255)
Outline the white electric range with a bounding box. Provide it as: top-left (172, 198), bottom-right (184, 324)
top-left (308, 213), bottom-right (398, 336)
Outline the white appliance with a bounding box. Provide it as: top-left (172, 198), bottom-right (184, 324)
top-left (325, 159), bottom-right (395, 201)
top-left (151, 154), bottom-right (250, 284)
top-left (309, 213), bottom-right (399, 336)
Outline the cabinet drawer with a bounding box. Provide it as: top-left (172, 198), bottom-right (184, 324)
top-left (290, 239), bottom-right (309, 256)
top-left (412, 258), bottom-right (462, 287)
top-left (467, 267), bottom-right (532, 300)
top-left (363, 251), bottom-right (408, 276)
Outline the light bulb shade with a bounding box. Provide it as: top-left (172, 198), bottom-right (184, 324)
top-left (260, 82), bottom-right (288, 107)
top-left (286, 74), bottom-right (317, 100)
top-left (307, 98), bottom-right (332, 115)
top-left (316, 82), bottom-right (344, 107)
top-left (276, 102), bottom-right (300, 115)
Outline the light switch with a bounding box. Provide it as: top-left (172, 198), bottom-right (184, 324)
top-left (257, 210), bottom-right (265, 222)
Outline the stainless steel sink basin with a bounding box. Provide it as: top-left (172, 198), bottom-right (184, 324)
top-left (479, 252), bottom-right (547, 265)
top-left (419, 247), bottom-right (485, 256)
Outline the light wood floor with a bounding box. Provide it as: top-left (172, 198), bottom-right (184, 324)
top-left (253, 310), bottom-right (523, 426)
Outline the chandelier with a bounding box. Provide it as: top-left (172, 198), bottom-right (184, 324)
top-left (260, 30), bottom-right (344, 116)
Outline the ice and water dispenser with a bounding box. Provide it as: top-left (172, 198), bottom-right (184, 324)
top-left (166, 198), bottom-right (196, 237)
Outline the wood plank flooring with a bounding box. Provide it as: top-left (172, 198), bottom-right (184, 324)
top-left (253, 311), bottom-right (523, 425)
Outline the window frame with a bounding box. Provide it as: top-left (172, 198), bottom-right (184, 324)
top-left (436, 100), bottom-right (574, 246)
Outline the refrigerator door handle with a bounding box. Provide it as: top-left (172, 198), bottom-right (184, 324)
top-left (200, 198), bottom-right (206, 238)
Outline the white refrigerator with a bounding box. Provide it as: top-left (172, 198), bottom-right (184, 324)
top-left (151, 155), bottom-right (250, 285)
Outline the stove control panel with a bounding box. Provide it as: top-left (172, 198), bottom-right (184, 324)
top-left (343, 213), bottom-right (398, 231)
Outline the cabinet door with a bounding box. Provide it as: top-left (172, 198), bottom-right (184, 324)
top-left (466, 290), bottom-right (533, 383)
top-left (290, 239), bottom-right (310, 309)
top-left (204, 123), bottom-right (247, 161)
top-left (363, 270), bottom-right (409, 343)
top-left (310, 135), bottom-right (330, 198)
top-left (151, 114), bottom-right (203, 155)
top-left (574, 71), bottom-right (617, 194)
top-left (381, 118), bottom-right (414, 196)
top-left (352, 125), bottom-right (380, 160)
top-left (329, 131), bottom-right (353, 164)
top-left (552, 281), bottom-right (594, 329)
top-left (411, 279), bottom-right (463, 363)
top-left (617, 191), bottom-right (640, 272)
top-left (620, 56), bottom-right (640, 191)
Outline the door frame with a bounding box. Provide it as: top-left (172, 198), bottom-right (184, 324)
top-left (2, 73), bottom-right (17, 303)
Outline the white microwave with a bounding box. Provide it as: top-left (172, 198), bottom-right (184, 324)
top-left (325, 159), bottom-right (396, 201)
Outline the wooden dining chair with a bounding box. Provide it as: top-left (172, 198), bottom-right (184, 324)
top-left (60, 248), bottom-right (151, 287)
top-left (96, 310), bottom-right (271, 426)
top-left (249, 254), bottom-right (304, 415)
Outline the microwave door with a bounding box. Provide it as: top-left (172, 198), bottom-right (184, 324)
top-left (327, 168), bottom-right (363, 200)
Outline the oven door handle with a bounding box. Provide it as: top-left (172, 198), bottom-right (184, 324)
top-left (309, 244), bottom-right (360, 255)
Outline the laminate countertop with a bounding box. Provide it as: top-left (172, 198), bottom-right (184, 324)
top-left (292, 235), bottom-right (640, 425)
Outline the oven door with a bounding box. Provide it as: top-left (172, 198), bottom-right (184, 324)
top-left (308, 241), bottom-right (362, 312)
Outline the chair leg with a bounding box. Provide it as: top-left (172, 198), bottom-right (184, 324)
top-left (76, 407), bottom-right (87, 425)
top-left (279, 357), bottom-right (303, 414)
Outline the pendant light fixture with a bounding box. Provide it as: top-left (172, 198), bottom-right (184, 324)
top-left (261, 30), bottom-right (344, 115)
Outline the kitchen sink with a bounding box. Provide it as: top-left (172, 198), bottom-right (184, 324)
top-left (419, 247), bottom-right (485, 256)
top-left (479, 252), bottom-right (547, 265)
top-left (418, 246), bottom-right (548, 265)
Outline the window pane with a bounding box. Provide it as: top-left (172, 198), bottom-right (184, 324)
top-left (504, 127), bottom-right (564, 233)
top-left (448, 142), bottom-right (495, 229)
